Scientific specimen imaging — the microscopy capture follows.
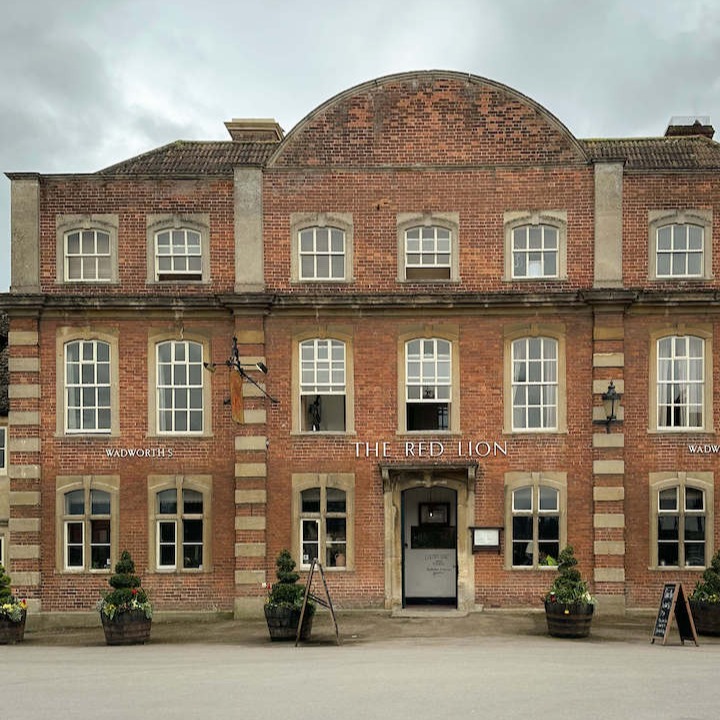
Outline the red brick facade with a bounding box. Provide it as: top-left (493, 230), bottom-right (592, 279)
top-left (2, 71), bottom-right (720, 618)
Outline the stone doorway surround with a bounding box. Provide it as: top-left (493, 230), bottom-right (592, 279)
top-left (380, 463), bottom-right (477, 613)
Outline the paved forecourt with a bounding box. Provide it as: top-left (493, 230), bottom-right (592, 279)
top-left (1, 617), bottom-right (717, 720)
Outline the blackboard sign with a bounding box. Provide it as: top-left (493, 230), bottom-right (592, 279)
top-left (651, 582), bottom-right (698, 646)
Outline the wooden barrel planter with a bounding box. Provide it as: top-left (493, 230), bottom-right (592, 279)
top-left (264, 605), bottom-right (314, 642)
top-left (0, 609), bottom-right (26, 645)
top-left (101, 610), bottom-right (152, 646)
top-left (689, 600), bottom-right (720, 636)
top-left (544, 602), bottom-right (594, 638)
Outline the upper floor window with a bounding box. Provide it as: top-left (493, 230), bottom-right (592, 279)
top-left (300, 339), bottom-right (346, 432)
top-left (65, 339), bottom-right (111, 434)
top-left (657, 335), bottom-right (704, 430)
top-left (65, 229), bottom-right (112, 281)
top-left (397, 213), bottom-right (459, 283)
top-left (156, 340), bottom-right (204, 434)
top-left (0, 426), bottom-right (6, 473)
top-left (511, 337), bottom-right (558, 431)
top-left (406, 338), bottom-right (451, 431)
top-left (504, 211), bottom-right (567, 282)
top-left (56, 214), bottom-right (118, 285)
top-left (147, 214), bottom-right (210, 284)
top-left (404, 226), bottom-right (451, 280)
top-left (298, 227), bottom-right (346, 280)
top-left (656, 224), bottom-right (704, 278)
top-left (511, 485), bottom-right (560, 567)
top-left (512, 225), bottom-right (558, 278)
top-left (155, 228), bottom-right (202, 281)
top-left (648, 210), bottom-right (712, 281)
top-left (63, 488), bottom-right (112, 571)
top-left (156, 487), bottom-right (205, 570)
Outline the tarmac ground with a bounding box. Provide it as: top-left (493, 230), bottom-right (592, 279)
top-left (2, 610), bottom-right (718, 720)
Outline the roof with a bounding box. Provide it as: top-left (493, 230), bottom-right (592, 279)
top-left (580, 136), bottom-right (720, 170)
top-left (98, 140), bottom-right (277, 176)
top-left (93, 135), bottom-right (720, 176)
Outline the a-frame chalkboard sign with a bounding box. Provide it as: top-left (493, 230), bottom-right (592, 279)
top-left (295, 559), bottom-right (340, 646)
top-left (651, 582), bottom-right (698, 646)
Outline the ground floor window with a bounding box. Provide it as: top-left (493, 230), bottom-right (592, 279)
top-left (650, 472), bottom-right (714, 569)
top-left (292, 473), bottom-right (354, 570)
top-left (148, 475), bottom-right (212, 572)
top-left (504, 471), bottom-right (567, 569)
top-left (55, 475), bottom-right (119, 572)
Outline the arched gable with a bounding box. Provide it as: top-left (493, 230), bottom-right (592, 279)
top-left (269, 71), bottom-right (588, 168)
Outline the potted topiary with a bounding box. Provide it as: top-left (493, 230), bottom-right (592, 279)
top-left (264, 549), bottom-right (315, 641)
top-left (543, 545), bottom-right (595, 638)
top-left (0, 562), bottom-right (27, 644)
top-left (689, 549), bottom-right (720, 635)
top-left (97, 550), bottom-right (152, 645)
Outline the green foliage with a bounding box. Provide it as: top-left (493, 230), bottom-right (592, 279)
top-left (544, 546), bottom-right (595, 605)
top-left (690, 549), bottom-right (720, 603)
top-left (98, 550), bottom-right (152, 619)
top-left (266, 549), bottom-right (314, 614)
top-left (0, 562), bottom-right (27, 622)
top-left (0, 562), bottom-right (12, 603)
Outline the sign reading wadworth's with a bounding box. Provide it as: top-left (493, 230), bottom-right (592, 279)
top-left (104, 447), bottom-right (175, 459)
top-left (354, 439), bottom-right (508, 459)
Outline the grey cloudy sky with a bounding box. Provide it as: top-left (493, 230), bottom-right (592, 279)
top-left (2, 0), bottom-right (719, 291)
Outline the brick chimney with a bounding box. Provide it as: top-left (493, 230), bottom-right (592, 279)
top-left (224, 118), bottom-right (284, 142)
top-left (665, 116), bottom-right (714, 139)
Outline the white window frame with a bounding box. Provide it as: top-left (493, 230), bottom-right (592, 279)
top-left (290, 213), bottom-right (354, 284)
top-left (504, 211), bottom-right (567, 282)
top-left (404, 225), bottom-right (452, 279)
top-left (405, 338), bottom-right (452, 432)
top-left (156, 340), bottom-right (205, 435)
top-left (64, 228), bottom-right (113, 282)
top-left (510, 485), bottom-right (560, 568)
top-left (657, 486), bottom-right (706, 568)
top-left (511, 337), bottom-right (558, 431)
top-left (152, 482), bottom-right (208, 572)
top-left (300, 338), bottom-right (346, 432)
top-left (56, 215), bottom-right (119, 285)
top-left (298, 226), bottom-right (346, 281)
top-left (657, 335), bottom-right (704, 430)
top-left (397, 213), bottom-right (459, 283)
top-left (655, 223), bottom-right (704, 279)
top-left (648, 210), bottom-right (713, 281)
top-left (154, 228), bottom-right (203, 281)
top-left (64, 339), bottom-right (112, 434)
top-left (511, 224), bottom-right (559, 279)
top-left (62, 488), bottom-right (112, 572)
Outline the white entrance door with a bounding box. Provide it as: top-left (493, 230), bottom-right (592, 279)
top-left (402, 486), bottom-right (457, 605)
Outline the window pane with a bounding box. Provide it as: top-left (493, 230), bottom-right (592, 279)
top-left (91, 490), bottom-right (111, 515)
top-left (513, 486), bottom-right (532, 511)
top-left (183, 489), bottom-right (203, 514)
top-left (158, 489), bottom-right (177, 514)
top-left (659, 488), bottom-right (678, 511)
top-left (685, 487), bottom-right (704, 511)
top-left (301, 488), bottom-right (321, 513)
top-left (65, 490), bottom-right (85, 515)
top-left (539, 486), bottom-right (558, 511)
top-left (326, 487), bottom-right (346, 513)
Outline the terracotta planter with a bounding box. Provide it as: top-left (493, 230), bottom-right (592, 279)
top-left (264, 605), bottom-right (314, 642)
top-left (544, 601), bottom-right (594, 638)
top-left (101, 610), bottom-right (152, 645)
top-left (0, 609), bottom-right (26, 645)
top-left (689, 600), bottom-right (720, 636)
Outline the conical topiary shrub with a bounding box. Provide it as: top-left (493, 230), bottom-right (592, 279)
top-left (0, 561), bottom-right (28, 644)
top-left (264, 549), bottom-right (315, 641)
top-left (98, 550), bottom-right (152, 645)
top-left (544, 546), bottom-right (595, 638)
